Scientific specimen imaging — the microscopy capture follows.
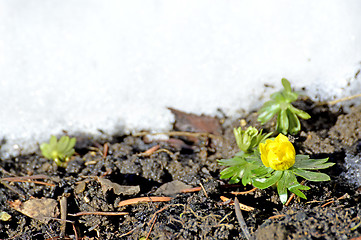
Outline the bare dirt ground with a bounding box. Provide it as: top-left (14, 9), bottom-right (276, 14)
top-left (0, 100), bottom-right (360, 239)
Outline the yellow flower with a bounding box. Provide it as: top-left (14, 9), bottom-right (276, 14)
top-left (259, 134), bottom-right (295, 171)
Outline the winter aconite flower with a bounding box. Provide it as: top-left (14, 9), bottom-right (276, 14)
top-left (259, 134), bottom-right (295, 170)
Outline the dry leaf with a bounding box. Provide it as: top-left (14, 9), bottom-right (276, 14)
top-left (168, 108), bottom-right (222, 135)
top-left (155, 180), bottom-right (192, 195)
top-left (98, 178), bottom-right (140, 196)
top-left (9, 198), bottom-right (59, 223)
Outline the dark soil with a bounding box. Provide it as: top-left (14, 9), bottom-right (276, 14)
top-left (1, 100), bottom-right (361, 240)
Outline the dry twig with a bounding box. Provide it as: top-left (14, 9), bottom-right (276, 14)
top-left (133, 131), bottom-right (221, 140)
top-left (199, 182), bottom-right (208, 198)
top-left (180, 186), bottom-right (201, 193)
top-left (118, 196), bottom-right (172, 207)
top-left (234, 197), bottom-right (251, 240)
top-left (68, 211), bottom-right (128, 217)
top-left (220, 196), bottom-right (254, 211)
top-left (231, 187), bottom-right (257, 195)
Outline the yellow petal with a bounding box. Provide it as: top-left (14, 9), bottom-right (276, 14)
top-left (275, 133), bottom-right (289, 143)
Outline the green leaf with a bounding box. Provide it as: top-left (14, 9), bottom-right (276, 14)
top-left (288, 184), bottom-right (309, 199)
top-left (258, 102), bottom-right (281, 124)
top-left (289, 105), bottom-right (311, 119)
top-left (277, 110), bottom-right (289, 134)
top-left (281, 78), bottom-right (292, 92)
top-left (49, 135), bottom-right (57, 147)
top-left (219, 155), bottom-right (263, 185)
top-left (293, 156), bottom-right (335, 170)
top-left (218, 155), bottom-right (247, 166)
top-left (252, 165), bottom-right (274, 177)
top-left (277, 171), bottom-right (289, 204)
top-left (219, 166), bottom-right (244, 180)
top-left (287, 109), bottom-right (301, 134)
top-left (64, 137), bottom-right (76, 155)
top-left (40, 143), bottom-right (52, 159)
top-left (292, 168), bottom-right (331, 181)
top-left (252, 170), bottom-right (283, 189)
top-left (58, 136), bottom-right (69, 153)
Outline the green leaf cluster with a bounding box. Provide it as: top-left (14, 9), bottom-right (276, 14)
top-left (252, 155), bottom-right (334, 204)
top-left (233, 126), bottom-right (272, 153)
top-left (218, 126), bottom-right (271, 185)
top-left (257, 78), bottom-right (311, 134)
top-left (218, 152), bottom-right (262, 185)
top-left (40, 135), bottom-right (76, 167)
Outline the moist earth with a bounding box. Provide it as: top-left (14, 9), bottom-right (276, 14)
top-left (0, 100), bottom-right (360, 239)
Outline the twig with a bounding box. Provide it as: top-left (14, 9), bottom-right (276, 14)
top-left (180, 186), bottom-right (201, 193)
top-left (137, 145), bottom-right (160, 157)
top-left (3, 179), bottom-right (55, 187)
top-left (285, 193), bottom-right (295, 206)
top-left (234, 197), bottom-right (251, 240)
top-left (132, 131), bottom-right (221, 140)
top-left (147, 205), bottom-right (171, 226)
top-left (231, 187), bottom-right (257, 195)
top-left (320, 193), bottom-right (349, 207)
top-left (145, 205), bottom-right (171, 240)
top-left (0, 180), bottom-right (26, 199)
top-left (59, 194), bottom-right (68, 238)
top-left (199, 182), bottom-right (208, 198)
top-left (326, 93), bottom-right (361, 105)
top-left (146, 215), bottom-right (157, 240)
top-left (350, 217), bottom-right (361, 231)
top-left (68, 211), bottom-right (128, 217)
top-left (220, 196), bottom-right (254, 211)
top-left (285, 180), bottom-right (306, 206)
top-left (153, 148), bottom-right (175, 158)
top-left (1, 175), bottom-right (55, 187)
top-left (72, 222), bottom-right (79, 240)
top-left (118, 196), bottom-right (172, 207)
top-left (119, 228), bottom-right (137, 238)
top-left (103, 143), bottom-right (109, 158)
top-left (321, 200), bottom-right (334, 207)
top-left (1, 175), bottom-right (52, 181)
top-left (268, 214), bottom-right (286, 220)
top-left (217, 212), bottom-right (233, 225)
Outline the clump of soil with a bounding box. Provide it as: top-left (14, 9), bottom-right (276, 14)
top-left (0, 100), bottom-right (360, 239)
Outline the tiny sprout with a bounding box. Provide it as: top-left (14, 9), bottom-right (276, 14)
top-left (40, 135), bottom-right (76, 167)
top-left (258, 78), bottom-right (311, 135)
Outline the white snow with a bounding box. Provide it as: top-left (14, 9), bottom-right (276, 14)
top-left (1, 1), bottom-right (361, 157)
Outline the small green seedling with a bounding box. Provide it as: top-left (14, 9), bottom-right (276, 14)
top-left (257, 78), bottom-right (311, 135)
top-left (40, 135), bottom-right (76, 167)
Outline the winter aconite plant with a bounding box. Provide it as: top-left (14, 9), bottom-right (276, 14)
top-left (40, 135), bottom-right (76, 167)
top-left (257, 78), bottom-right (311, 135)
top-left (253, 134), bottom-right (334, 204)
top-left (218, 126), bottom-right (272, 185)
top-left (218, 130), bottom-right (335, 204)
